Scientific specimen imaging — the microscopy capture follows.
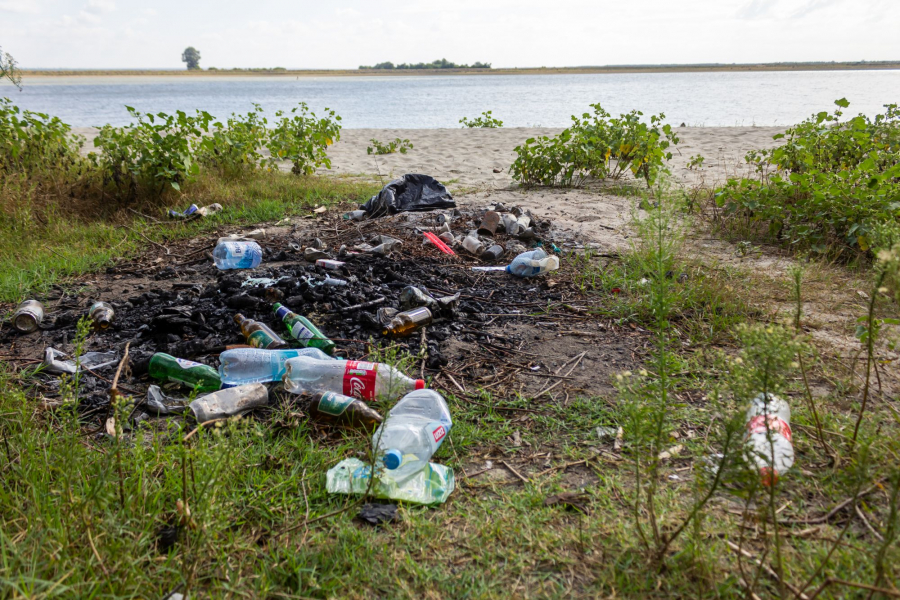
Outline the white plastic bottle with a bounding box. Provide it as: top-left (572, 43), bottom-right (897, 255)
top-left (506, 248), bottom-right (560, 277)
top-left (745, 393), bottom-right (794, 486)
top-left (373, 389), bottom-right (453, 477)
top-left (283, 356), bottom-right (424, 401)
top-left (213, 241), bottom-right (262, 270)
top-left (219, 347), bottom-right (333, 385)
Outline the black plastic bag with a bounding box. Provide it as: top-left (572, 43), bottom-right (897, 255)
top-left (360, 174), bottom-right (455, 217)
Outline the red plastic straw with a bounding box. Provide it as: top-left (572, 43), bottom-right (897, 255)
top-left (423, 232), bottom-right (456, 255)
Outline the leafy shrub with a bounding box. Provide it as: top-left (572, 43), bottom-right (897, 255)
top-left (459, 111), bottom-right (503, 128)
top-left (714, 99), bottom-right (900, 254)
top-left (198, 104), bottom-right (269, 178)
top-left (510, 104), bottom-right (678, 188)
top-left (265, 103), bottom-right (341, 176)
top-left (366, 138), bottom-right (413, 155)
top-left (0, 97), bottom-right (85, 177)
top-left (93, 106), bottom-right (215, 195)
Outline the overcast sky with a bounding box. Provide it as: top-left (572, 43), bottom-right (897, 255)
top-left (1, 0), bottom-right (898, 69)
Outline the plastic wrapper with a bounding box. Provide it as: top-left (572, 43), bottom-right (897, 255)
top-left (326, 458), bottom-right (454, 505)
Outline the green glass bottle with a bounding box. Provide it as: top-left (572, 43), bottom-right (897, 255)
top-left (148, 353), bottom-right (221, 392)
top-left (273, 302), bottom-right (336, 355)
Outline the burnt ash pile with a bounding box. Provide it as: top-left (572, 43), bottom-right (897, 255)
top-left (1, 205), bottom-right (644, 424)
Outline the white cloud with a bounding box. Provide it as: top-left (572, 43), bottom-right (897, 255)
top-left (86, 0), bottom-right (115, 13)
top-left (0, 0), bottom-right (40, 13)
top-left (142, 8), bottom-right (156, 16)
top-left (77, 9), bottom-right (100, 23)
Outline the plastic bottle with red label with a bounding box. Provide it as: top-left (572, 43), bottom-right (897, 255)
top-left (372, 389), bottom-right (453, 479)
top-left (282, 355), bottom-right (424, 401)
top-left (745, 393), bottom-right (794, 486)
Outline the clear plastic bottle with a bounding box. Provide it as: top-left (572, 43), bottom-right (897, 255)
top-left (283, 355), bottom-right (424, 401)
top-left (506, 248), bottom-right (560, 277)
top-left (219, 347), bottom-right (334, 385)
top-left (745, 393), bottom-right (794, 486)
top-left (372, 389), bottom-right (453, 478)
top-left (213, 241), bottom-right (262, 270)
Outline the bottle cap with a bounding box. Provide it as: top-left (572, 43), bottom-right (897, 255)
top-left (383, 449), bottom-right (402, 470)
top-left (415, 379), bottom-right (425, 390)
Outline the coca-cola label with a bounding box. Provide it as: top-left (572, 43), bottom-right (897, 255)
top-left (290, 322), bottom-right (315, 342)
top-left (343, 361), bottom-right (378, 400)
top-left (317, 392), bottom-right (354, 416)
top-left (746, 415), bottom-right (792, 443)
top-left (427, 420), bottom-right (449, 449)
top-left (175, 357), bottom-right (203, 369)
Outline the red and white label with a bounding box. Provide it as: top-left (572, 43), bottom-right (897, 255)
top-left (432, 425), bottom-right (446, 443)
top-left (746, 415), bottom-right (792, 443)
top-left (343, 361), bottom-right (378, 401)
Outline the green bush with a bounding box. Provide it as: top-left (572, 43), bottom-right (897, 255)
top-left (198, 104), bottom-right (269, 178)
top-left (714, 99), bottom-right (900, 254)
top-left (510, 104), bottom-right (678, 188)
top-left (0, 97), bottom-right (85, 177)
top-left (265, 103), bottom-right (341, 176)
top-left (93, 106), bottom-right (215, 195)
top-left (366, 137), bottom-right (413, 155)
top-left (459, 111), bottom-right (503, 128)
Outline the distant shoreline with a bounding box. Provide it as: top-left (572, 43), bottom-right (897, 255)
top-left (20, 61), bottom-right (900, 78)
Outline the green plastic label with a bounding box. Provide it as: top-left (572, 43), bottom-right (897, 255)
top-left (317, 392), bottom-right (354, 417)
top-left (248, 330), bottom-right (277, 348)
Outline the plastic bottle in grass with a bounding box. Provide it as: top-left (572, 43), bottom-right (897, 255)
top-left (373, 389), bottom-right (452, 478)
top-left (213, 240), bottom-right (262, 270)
top-left (219, 347), bottom-right (333, 385)
top-left (283, 355), bottom-right (423, 401)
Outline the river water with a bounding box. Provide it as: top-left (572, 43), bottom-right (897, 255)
top-left (4, 70), bottom-right (899, 128)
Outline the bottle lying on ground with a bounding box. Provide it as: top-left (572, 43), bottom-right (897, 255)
top-left (12, 300), bottom-right (44, 333)
top-left (745, 393), bottom-right (794, 486)
top-left (219, 347), bottom-right (333, 385)
top-left (189, 383), bottom-right (268, 423)
top-left (382, 307), bottom-right (433, 337)
top-left (309, 391), bottom-right (383, 431)
top-left (283, 355), bottom-right (424, 401)
top-left (213, 240), bottom-right (262, 270)
top-left (273, 302), bottom-right (336, 354)
top-left (148, 353), bottom-right (221, 392)
top-left (88, 301), bottom-right (114, 330)
top-left (373, 389), bottom-right (453, 477)
top-left (234, 313), bottom-right (289, 349)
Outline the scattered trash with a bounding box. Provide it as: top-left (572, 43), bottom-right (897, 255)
top-left (148, 353), bottom-right (221, 392)
top-left (326, 457), bottom-right (455, 505)
top-left (168, 203), bottom-right (221, 219)
top-left (357, 503), bottom-right (398, 526)
top-left (12, 299), bottom-right (44, 333)
top-left (658, 444), bottom-right (683, 461)
top-left (42, 348), bottom-right (118, 375)
top-left (190, 383), bottom-right (268, 423)
top-left (544, 492), bottom-right (591, 514)
top-left (438, 231), bottom-right (455, 245)
top-left (478, 211), bottom-right (501, 236)
top-left (471, 266), bottom-right (507, 272)
top-left (145, 386), bottom-right (190, 415)
top-left (275, 217), bottom-right (292, 226)
top-left (243, 228), bottom-right (266, 240)
top-left (309, 391), bottom-right (384, 431)
top-left (241, 276), bottom-right (287, 288)
top-left (356, 235), bottom-right (402, 255)
top-left (314, 206), bottom-right (328, 214)
top-left (360, 174), bottom-right (455, 217)
top-left (480, 244), bottom-right (504, 262)
top-left (322, 275), bottom-right (348, 287)
top-left (316, 259), bottom-right (345, 270)
top-left (745, 393), bottom-right (794, 486)
top-left (382, 307), bottom-right (433, 337)
top-left (273, 302), bottom-right (336, 354)
top-left (345, 209), bottom-right (367, 221)
top-left (88, 301), bottom-right (115, 330)
top-left (423, 231), bottom-right (456, 255)
top-left (283, 356), bottom-right (424, 401)
top-left (234, 313), bottom-right (289, 349)
top-left (168, 204), bottom-right (199, 219)
top-left (219, 347), bottom-right (334, 386)
top-left (595, 426), bottom-right (619, 440)
top-left (506, 249), bottom-right (560, 277)
top-left (213, 240), bottom-right (263, 270)
top-left (461, 235), bottom-right (485, 256)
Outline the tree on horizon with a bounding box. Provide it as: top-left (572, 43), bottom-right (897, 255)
top-left (1, 46), bottom-right (22, 89)
top-left (182, 47), bottom-right (201, 70)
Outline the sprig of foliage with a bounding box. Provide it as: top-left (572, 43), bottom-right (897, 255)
top-left (366, 138), bottom-right (413, 155)
top-left (510, 104), bottom-right (678, 188)
top-left (0, 98), bottom-right (85, 177)
top-left (265, 103), bottom-right (341, 175)
top-left (714, 99), bottom-right (900, 254)
top-left (459, 111), bottom-right (503, 128)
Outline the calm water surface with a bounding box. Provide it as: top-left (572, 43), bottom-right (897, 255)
top-left (4, 70), bottom-right (900, 128)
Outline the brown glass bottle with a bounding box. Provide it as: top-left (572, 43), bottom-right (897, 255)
top-left (382, 307), bottom-right (433, 337)
top-left (233, 313), bottom-right (289, 349)
top-left (309, 391), bottom-right (383, 431)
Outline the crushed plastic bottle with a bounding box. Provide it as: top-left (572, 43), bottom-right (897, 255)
top-left (326, 457), bottom-right (455, 505)
top-left (219, 347), bottom-right (333, 385)
top-left (190, 383), bottom-right (268, 423)
top-left (506, 249), bottom-right (560, 277)
top-left (373, 389), bottom-right (452, 476)
top-left (745, 393), bottom-right (794, 486)
top-left (283, 356), bottom-right (424, 401)
top-left (213, 240), bottom-right (262, 270)
top-left (42, 348), bottom-right (118, 375)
